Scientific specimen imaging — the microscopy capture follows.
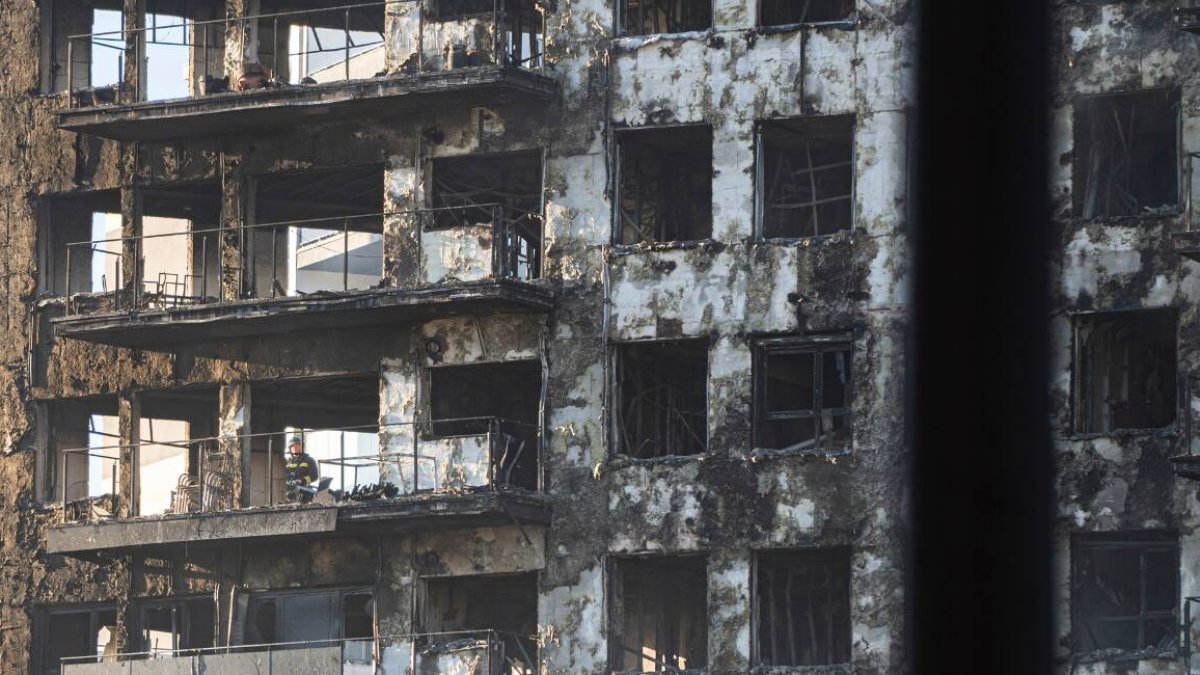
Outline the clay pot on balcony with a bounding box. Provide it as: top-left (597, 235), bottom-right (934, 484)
top-left (237, 61), bottom-right (271, 90)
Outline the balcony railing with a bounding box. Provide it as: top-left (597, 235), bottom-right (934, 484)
top-left (64, 0), bottom-right (547, 110)
top-left (59, 630), bottom-right (535, 675)
top-left (59, 207), bottom-right (541, 318)
top-left (411, 204), bottom-right (542, 283)
top-left (58, 417), bottom-right (541, 523)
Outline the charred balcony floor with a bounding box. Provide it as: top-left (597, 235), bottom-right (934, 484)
top-left (56, 68), bottom-right (558, 142)
top-left (1172, 230), bottom-right (1200, 262)
top-left (47, 489), bottom-right (550, 559)
top-left (50, 280), bottom-right (553, 350)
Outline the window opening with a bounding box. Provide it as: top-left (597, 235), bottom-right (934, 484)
top-left (1072, 533), bottom-right (1179, 652)
top-left (36, 606), bottom-right (119, 675)
top-left (615, 339), bottom-right (708, 459)
top-left (758, 0), bottom-right (853, 26)
top-left (421, 573), bottom-right (538, 674)
top-left (39, 190), bottom-right (121, 296)
top-left (139, 387), bottom-right (219, 516)
top-left (250, 374), bottom-right (380, 505)
top-left (132, 597), bottom-right (216, 654)
top-left (251, 1), bottom-right (386, 86)
top-left (244, 588), bottom-right (374, 647)
top-left (1074, 89), bottom-right (1180, 218)
top-left (619, 0), bottom-right (712, 35)
top-left (1073, 310), bottom-right (1176, 434)
top-left (616, 126), bottom-right (712, 244)
top-left (611, 556), bottom-right (708, 674)
top-left (754, 338), bottom-right (851, 452)
top-left (252, 164), bottom-right (384, 298)
top-left (755, 548), bottom-right (851, 666)
top-left (428, 361), bottom-right (541, 489)
top-left (427, 152), bottom-right (543, 281)
top-left (758, 116), bottom-right (854, 238)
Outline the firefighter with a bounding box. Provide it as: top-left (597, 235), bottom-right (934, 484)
top-left (285, 435), bottom-right (319, 502)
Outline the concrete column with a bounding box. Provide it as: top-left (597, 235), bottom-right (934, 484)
top-left (122, 0), bottom-right (145, 102)
top-left (220, 152), bottom-right (245, 302)
top-left (119, 186), bottom-right (143, 304)
top-left (223, 0), bottom-right (253, 82)
top-left (117, 391), bottom-right (141, 518)
top-left (383, 158), bottom-right (421, 289)
top-left (219, 382), bottom-right (252, 509)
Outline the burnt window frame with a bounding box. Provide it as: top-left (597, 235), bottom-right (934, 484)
top-left (607, 554), bottom-right (710, 674)
top-left (610, 337), bottom-right (711, 460)
top-left (754, 115), bottom-right (857, 241)
top-left (33, 603), bottom-right (120, 675)
top-left (612, 124), bottom-right (714, 246)
top-left (751, 546), bottom-right (853, 667)
top-left (242, 586), bottom-right (375, 646)
top-left (752, 335), bottom-right (853, 454)
top-left (1070, 531), bottom-right (1180, 655)
top-left (1070, 308), bottom-right (1178, 436)
top-left (756, 0), bottom-right (856, 29)
top-left (1072, 87), bottom-right (1182, 220)
top-left (128, 595), bottom-right (217, 655)
top-left (615, 0), bottom-right (714, 35)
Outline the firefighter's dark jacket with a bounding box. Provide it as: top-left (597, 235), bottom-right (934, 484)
top-left (286, 451), bottom-right (319, 485)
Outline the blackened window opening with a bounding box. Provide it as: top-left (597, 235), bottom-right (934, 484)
top-left (612, 556), bottom-right (708, 673)
top-left (421, 573), bottom-right (539, 672)
top-left (1074, 89), bottom-right (1180, 219)
top-left (35, 606), bottom-right (119, 675)
top-left (1073, 309), bottom-right (1176, 434)
top-left (131, 596), bottom-right (216, 654)
top-left (244, 588), bottom-right (374, 646)
top-left (756, 548), bottom-right (851, 666)
top-left (620, 0), bottom-right (711, 34)
top-left (755, 339), bottom-right (851, 452)
top-left (1071, 533), bottom-right (1179, 653)
top-left (616, 339), bottom-right (708, 458)
top-left (429, 152), bottom-right (543, 280)
top-left (428, 361), bottom-right (541, 489)
top-left (759, 0), bottom-right (853, 26)
top-left (616, 126), bottom-right (713, 244)
top-left (760, 116), bottom-right (854, 238)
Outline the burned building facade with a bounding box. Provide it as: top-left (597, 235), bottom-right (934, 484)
top-left (0, 0), bottom-right (910, 673)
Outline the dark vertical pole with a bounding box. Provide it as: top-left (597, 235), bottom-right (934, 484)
top-left (908, 3), bottom-right (1052, 675)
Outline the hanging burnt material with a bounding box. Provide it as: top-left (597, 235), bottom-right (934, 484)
top-left (616, 126), bottom-right (713, 244)
top-left (759, 115), bottom-right (854, 239)
top-left (1074, 89), bottom-right (1179, 219)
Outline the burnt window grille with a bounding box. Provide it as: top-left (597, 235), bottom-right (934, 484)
top-left (615, 339), bottom-right (708, 459)
top-left (1071, 533), bottom-right (1179, 653)
top-left (615, 126), bottom-right (713, 244)
top-left (1073, 89), bottom-right (1180, 219)
top-left (619, 0), bottom-right (711, 35)
top-left (1073, 309), bottom-right (1176, 434)
top-left (611, 556), bottom-right (708, 673)
top-left (754, 337), bottom-right (851, 453)
top-left (758, 0), bottom-right (854, 26)
top-left (755, 548), bottom-right (852, 666)
top-left (758, 116), bottom-right (854, 238)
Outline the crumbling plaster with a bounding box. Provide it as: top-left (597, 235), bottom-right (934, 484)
top-left (0, 0), bottom-right (913, 672)
top-left (1049, 1), bottom-right (1200, 672)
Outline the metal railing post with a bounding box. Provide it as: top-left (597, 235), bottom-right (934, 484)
top-left (268, 437), bottom-right (274, 505)
top-left (343, 218), bottom-right (350, 291)
top-left (66, 39), bottom-right (74, 105)
top-left (201, 235), bottom-right (209, 300)
top-left (64, 246), bottom-right (72, 312)
top-left (271, 224), bottom-right (278, 298)
top-left (203, 24), bottom-right (210, 87)
top-left (412, 421), bottom-right (420, 493)
top-left (345, 8), bottom-right (353, 81)
top-left (60, 451), bottom-right (68, 513)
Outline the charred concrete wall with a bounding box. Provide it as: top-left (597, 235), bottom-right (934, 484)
top-left (1050, 2), bottom-right (1200, 673)
top-left (0, 0), bottom-right (911, 674)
